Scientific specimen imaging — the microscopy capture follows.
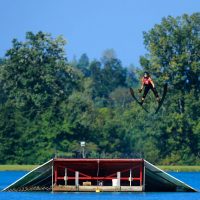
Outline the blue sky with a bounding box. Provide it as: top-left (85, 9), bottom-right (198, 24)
top-left (0, 0), bottom-right (200, 66)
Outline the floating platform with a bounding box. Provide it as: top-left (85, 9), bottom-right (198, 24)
top-left (2, 158), bottom-right (197, 192)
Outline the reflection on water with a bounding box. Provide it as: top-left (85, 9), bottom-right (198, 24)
top-left (0, 171), bottom-right (199, 200)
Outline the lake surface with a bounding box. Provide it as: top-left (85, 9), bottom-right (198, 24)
top-left (0, 171), bottom-right (199, 200)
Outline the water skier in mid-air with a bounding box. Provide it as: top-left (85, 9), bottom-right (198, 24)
top-left (138, 72), bottom-right (160, 105)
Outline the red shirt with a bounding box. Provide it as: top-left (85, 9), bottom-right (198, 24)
top-left (142, 77), bottom-right (153, 86)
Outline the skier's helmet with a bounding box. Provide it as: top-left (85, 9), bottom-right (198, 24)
top-left (144, 72), bottom-right (150, 78)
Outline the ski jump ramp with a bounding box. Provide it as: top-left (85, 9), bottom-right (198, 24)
top-left (2, 158), bottom-right (197, 192)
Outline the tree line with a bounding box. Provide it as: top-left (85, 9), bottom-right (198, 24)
top-left (0, 13), bottom-right (199, 165)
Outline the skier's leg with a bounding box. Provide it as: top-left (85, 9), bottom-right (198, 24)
top-left (141, 86), bottom-right (149, 105)
top-left (151, 86), bottom-right (160, 102)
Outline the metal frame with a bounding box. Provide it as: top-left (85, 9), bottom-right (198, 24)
top-left (53, 159), bottom-right (144, 188)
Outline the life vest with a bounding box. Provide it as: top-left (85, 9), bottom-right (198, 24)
top-left (142, 77), bottom-right (152, 85)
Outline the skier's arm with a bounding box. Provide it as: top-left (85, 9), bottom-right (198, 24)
top-left (141, 78), bottom-right (144, 90)
top-left (139, 78), bottom-right (144, 93)
top-left (149, 78), bottom-right (155, 88)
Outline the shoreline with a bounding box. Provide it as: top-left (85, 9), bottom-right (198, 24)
top-left (0, 165), bottom-right (38, 171)
top-left (0, 165), bottom-right (200, 172)
top-left (157, 165), bottom-right (200, 172)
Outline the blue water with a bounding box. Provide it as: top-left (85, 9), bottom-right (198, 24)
top-left (0, 171), bottom-right (199, 200)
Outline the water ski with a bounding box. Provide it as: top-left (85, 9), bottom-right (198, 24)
top-left (155, 83), bottom-right (168, 114)
top-left (129, 88), bottom-right (149, 113)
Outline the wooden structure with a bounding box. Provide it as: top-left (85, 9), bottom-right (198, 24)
top-left (2, 158), bottom-right (197, 192)
top-left (53, 158), bottom-right (144, 192)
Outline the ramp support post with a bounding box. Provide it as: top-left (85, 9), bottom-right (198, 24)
top-left (117, 171), bottom-right (121, 186)
top-left (140, 162), bottom-right (143, 186)
top-left (52, 164), bottom-right (54, 192)
top-left (54, 164), bottom-right (58, 185)
top-left (129, 169), bottom-right (132, 187)
top-left (143, 166), bottom-right (145, 191)
top-left (75, 171), bottom-right (79, 187)
top-left (64, 168), bottom-right (68, 186)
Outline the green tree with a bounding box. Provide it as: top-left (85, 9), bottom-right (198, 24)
top-left (102, 58), bottom-right (127, 96)
top-left (0, 32), bottom-right (82, 163)
top-left (140, 13), bottom-right (200, 164)
top-left (76, 53), bottom-right (90, 76)
top-left (2, 32), bottom-right (80, 114)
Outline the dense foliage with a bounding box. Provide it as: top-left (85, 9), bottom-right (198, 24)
top-left (0, 13), bottom-right (199, 165)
